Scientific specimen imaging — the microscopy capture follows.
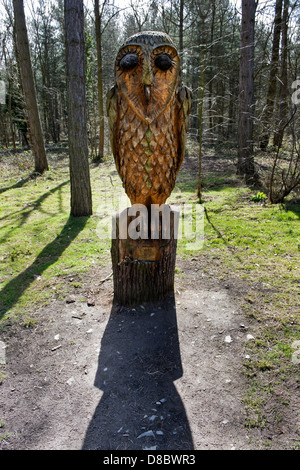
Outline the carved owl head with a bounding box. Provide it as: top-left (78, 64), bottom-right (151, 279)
top-left (115, 31), bottom-right (181, 123)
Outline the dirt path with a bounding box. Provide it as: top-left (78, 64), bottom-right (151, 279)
top-left (0, 256), bottom-right (266, 451)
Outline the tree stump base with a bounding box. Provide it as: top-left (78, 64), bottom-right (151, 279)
top-left (111, 205), bottom-right (179, 306)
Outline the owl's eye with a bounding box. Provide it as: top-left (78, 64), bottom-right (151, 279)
top-left (154, 54), bottom-right (173, 71)
top-left (120, 53), bottom-right (139, 71)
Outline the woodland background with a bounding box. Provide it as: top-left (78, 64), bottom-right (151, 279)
top-left (0, 0), bottom-right (300, 210)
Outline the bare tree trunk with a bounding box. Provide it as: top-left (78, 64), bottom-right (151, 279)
top-left (65, 0), bottom-right (93, 217)
top-left (2, 42), bottom-right (17, 153)
top-left (259, 0), bottom-right (283, 150)
top-left (8, 79), bottom-right (17, 153)
top-left (179, 0), bottom-right (184, 55)
top-left (226, 13), bottom-right (239, 140)
top-left (197, 45), bottom-right (205, 202)
top-left (0, 112), bottom-right (9, 148)
top-left (274, 0), bottom-right (289, 150)
top-left (95, 0), bottom-right (105, 162)
top-left (208, 0), bottom-right (216, 145)
top-left (196, 5), bottom-right (210, 202)
top-left (237, 0), bottom-right (258, 184)
top-left (13, 0), bottom-right (48, 174)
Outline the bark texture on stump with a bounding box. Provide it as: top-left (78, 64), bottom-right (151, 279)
top-left (111, 206), bottom-right (179, 306)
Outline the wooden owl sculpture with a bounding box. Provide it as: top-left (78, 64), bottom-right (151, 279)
top-left (107, 31), bottom-right (192, 207)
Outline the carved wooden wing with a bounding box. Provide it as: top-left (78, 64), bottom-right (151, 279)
top-left (106, 85), bottom-right (119, 171)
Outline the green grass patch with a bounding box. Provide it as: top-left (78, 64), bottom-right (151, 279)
top-left (0, 153), bottom-right (121, 325)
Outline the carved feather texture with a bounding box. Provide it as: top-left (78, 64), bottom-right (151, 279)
top-left (107, 32), bottom-right (192, 207)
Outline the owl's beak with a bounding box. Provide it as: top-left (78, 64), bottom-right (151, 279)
top-left (144, 85), bottom-right (151, 104)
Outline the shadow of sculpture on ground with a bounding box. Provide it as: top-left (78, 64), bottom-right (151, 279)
top-left (82, 293), bottom-right (194, 450)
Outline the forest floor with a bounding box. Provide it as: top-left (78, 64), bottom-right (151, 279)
top-left (0, 143), bottom-right (299, 451)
